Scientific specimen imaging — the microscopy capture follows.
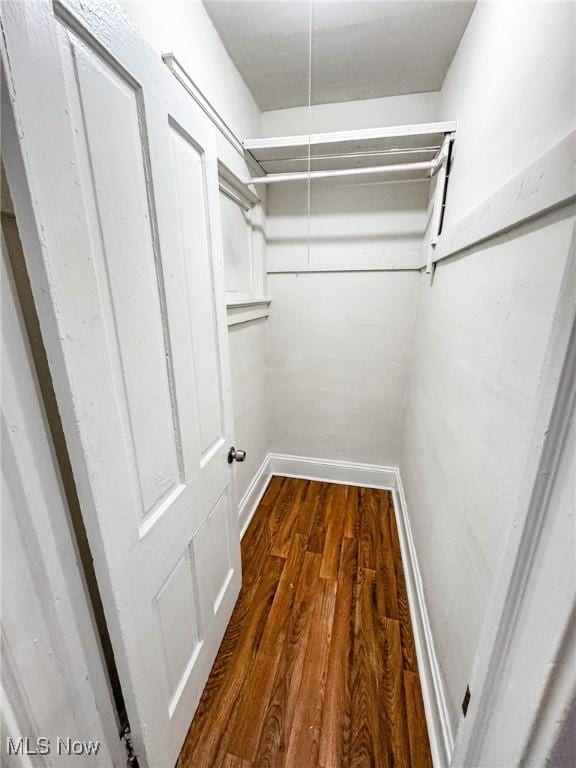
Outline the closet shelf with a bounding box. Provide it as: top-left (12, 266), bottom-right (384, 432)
top-left (243, 121), bottom-right (456, 185)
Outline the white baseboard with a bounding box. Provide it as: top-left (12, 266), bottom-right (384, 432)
top-left (236, 452), bottom-right (452, 768)
top-left (237, 455), bottom-right (273, 538)
top-left (268, 452), bottom-right (398, 490)
top-left (393, 469), bottom-right (454, 768)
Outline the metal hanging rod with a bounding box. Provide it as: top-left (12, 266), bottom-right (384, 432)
top-left (245, 159), bottom-right (435, 185)
top-left (219, 182), bottom-right (253, 211)
top-left (261, 146), bottom-right (441, 165)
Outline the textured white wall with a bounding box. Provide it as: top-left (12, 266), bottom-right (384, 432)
top-left (261, 91), bottom-right (441, 136)
top-left (440, 0), bottom-right (575, 228)
top-left (400, 0), bottom-right (576, 738)
top-left (266, 178), bottom-right (429, 272)
top-left (228, 319), bottom-right (270, 505)
top-left (402, 214), bottom-right (573, 731)
top-left (264, 92), bottom-right (437, 467)
top-left (117, 0), bottom-right (260, 142)
top-left (267, 271), bottom-right (419, 465)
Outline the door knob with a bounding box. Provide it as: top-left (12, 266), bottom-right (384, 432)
top-left (228, 446), bottom-right (247, 464)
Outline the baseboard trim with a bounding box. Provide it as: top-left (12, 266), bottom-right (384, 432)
top-left (268, 452), bottom-right (398, 490)
top-left (237, 455), bottom-right (273, 538)
top-left (236, 453), bottom-right (452, 767)
top-left (393, 469), bottom-right (454, 768)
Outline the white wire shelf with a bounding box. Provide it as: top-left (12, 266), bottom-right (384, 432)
top-left (243, 121), bottom-right (456, 184)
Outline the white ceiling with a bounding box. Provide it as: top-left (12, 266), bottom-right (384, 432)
top-left (203, 1), bottom-right (476, 112)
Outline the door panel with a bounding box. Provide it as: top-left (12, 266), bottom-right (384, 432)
top-left (155, 551), bottom-right (202, 709)
top-left (69, 33), bottom-right (182, 516)
top-left (169, 123), bottom-right (226, 461)
top-left (1, 1), bottom-right (240, 766)
top-left (193, 490), bottom-right (235, 625)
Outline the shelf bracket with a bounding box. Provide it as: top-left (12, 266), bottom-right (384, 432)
top-left (425, 134), bottom-right (455, 279)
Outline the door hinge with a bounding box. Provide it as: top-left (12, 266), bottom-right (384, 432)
top-left (121, 725), bottom-right (140, 768)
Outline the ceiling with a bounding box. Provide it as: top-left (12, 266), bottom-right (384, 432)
top-left (203, 1), bottom-right (476, 112)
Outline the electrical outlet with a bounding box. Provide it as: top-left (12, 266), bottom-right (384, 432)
top-left (462, 685), bottom-right (471, 717)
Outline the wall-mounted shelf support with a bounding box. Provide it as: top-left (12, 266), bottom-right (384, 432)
top-left (425, 133), bottom-right (455, 277)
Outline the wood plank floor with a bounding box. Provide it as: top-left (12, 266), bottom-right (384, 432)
top-left (177, 477), bottom-right (432, 768)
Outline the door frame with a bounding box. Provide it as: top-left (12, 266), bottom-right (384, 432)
top-left (1, 171), bottom-right (124, 765)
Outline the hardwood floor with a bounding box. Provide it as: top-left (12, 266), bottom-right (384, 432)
top-left (177, 477), bottom-right (432, 768)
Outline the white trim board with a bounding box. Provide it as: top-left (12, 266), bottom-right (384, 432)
top-left (428, 130), bottom-right (576, 266)
top-left (162, 52), bottom-right (263, 178)
top-left (236, 452), bottom-right (451, 768)
top-left (268, 452), bottom-right (397, 489)
top-left (227, 300), bottom-right (271, 327)
top-left (237, 454), bottom-right (273, 538)
top-left (393, 472), bottom-right (454, 768)
top-left (162, 52), bottom-right (243, 156)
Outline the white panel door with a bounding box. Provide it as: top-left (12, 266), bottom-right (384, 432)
top-left (1, 2), bottom-right (241, 766)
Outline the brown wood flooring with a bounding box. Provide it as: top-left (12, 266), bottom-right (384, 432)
top-left (177, 477), bottom-right (432, 768)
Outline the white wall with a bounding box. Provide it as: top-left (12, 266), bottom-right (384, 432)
top-left (220, 191), bottom-right (253, 295)
top-left (117, 0), bottom-right (260, 143)
top-left (402, 211), bottom-right (574, 732)
top-left (267, 178), bottom-right (429, 272)
top-left (228, 319), bottom-right (270, 505)
top-left (400, 0), bottom-right (576, 747)
top-left (268, 271), bottom-right (418, 465)
top-left (261, 91), bottom-right (441, 135)
top-left (440, 0), bottom-right (575, 227)
top-left (117, 0), bottom-right (260, 176)
top-left (265, 91), bottom-right (437, 466)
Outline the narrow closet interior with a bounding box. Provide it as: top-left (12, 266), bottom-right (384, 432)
top-left (1, 1), bottom-right (574, 767)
